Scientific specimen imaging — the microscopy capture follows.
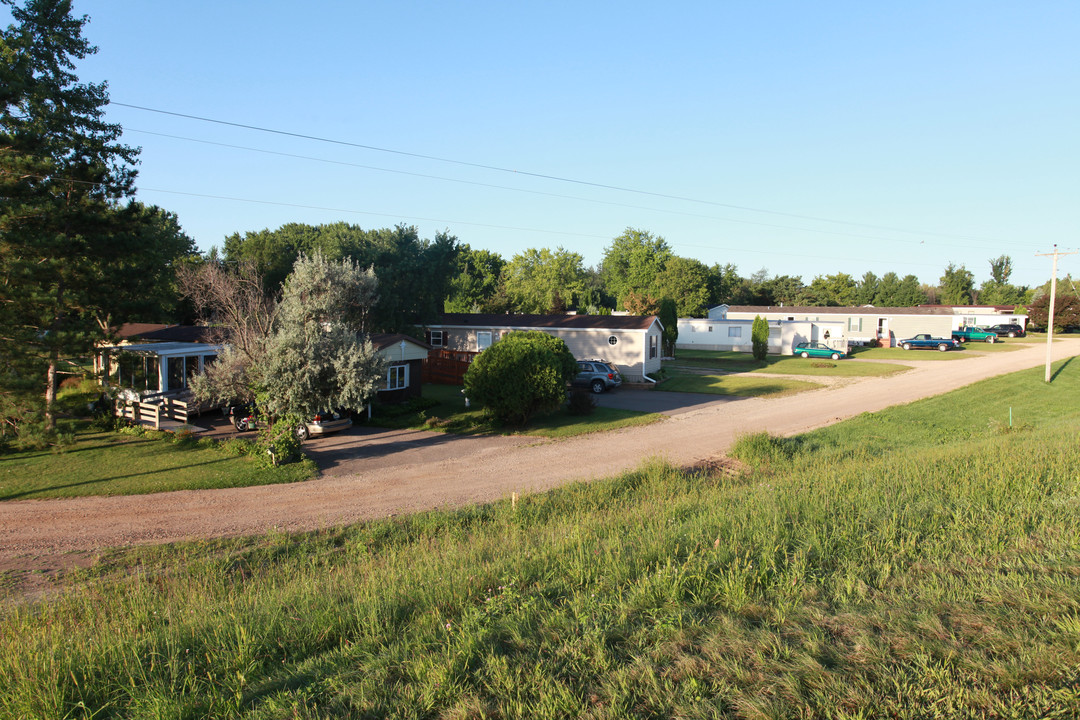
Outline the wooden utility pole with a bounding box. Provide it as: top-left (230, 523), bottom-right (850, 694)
top-left (1035, 246), bottom-right (1078, 382)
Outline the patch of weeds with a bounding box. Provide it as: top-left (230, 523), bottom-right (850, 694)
top-left (730, 431), bottom-right (804, 469)
top-left (987, 419), bottom-right (1035, 435)
top-left (219, 437), bottom-right (256, 457)
top-left (810, 362), bottom-right (836, 369)
top-left (423, 416), bottom-right (452, 429)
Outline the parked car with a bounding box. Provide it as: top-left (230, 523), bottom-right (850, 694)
top-left (295, 409), bottom-right (352, 441)
top-left (793, 342), bottom-right (847, 360)
top-left (898, 334), bottom-right (959, 352)
top-left (951, 326), bottom-right (998, 343)
top-left (572, 359), bottom-right (622, 393)
top-left (229, 404), bottom-right (352, 441)
top-left (986, 323), bottom-right (1025, 338)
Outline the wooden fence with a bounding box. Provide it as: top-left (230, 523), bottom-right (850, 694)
top-left (422, 350), bottom-right (477, 385)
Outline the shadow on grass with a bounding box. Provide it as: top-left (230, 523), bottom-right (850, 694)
top-left (0, 456), bottom-right (237, 501)
top-left (1051, 355), bottom-right (1074, 382)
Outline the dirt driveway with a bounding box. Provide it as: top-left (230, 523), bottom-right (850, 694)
top-left (2, 342), bottom-right (1077, 569)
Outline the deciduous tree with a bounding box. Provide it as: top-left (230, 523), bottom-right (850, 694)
top-left (600, 228), bottom-right (672, 309)
top-left (260, 253), bottom-right (385, 419)
top-left (939, 263), bottom-right (975, 305)
top-left (503, 246), bottom-right (585, 313)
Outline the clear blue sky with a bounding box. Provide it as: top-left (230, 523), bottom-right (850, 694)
top-left (18, 1), bottom-right (1080, 288)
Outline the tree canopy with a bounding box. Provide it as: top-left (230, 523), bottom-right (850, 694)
top-left (223, 222), bottom-right (460, 332)
top-left (0, 0), bottom-right (197, 429)
top-left (502, 246), bottom-right (586, 314)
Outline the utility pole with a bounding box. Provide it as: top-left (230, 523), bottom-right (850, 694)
top-left (1035, 245), bottom-right (1078, 382)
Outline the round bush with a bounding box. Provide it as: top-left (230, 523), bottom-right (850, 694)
top-left (463, 331), bottom-right (578, 426)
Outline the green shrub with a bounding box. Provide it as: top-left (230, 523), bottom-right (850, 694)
top-left (463, 331), bottom-right (577, 426)
top-left (566, 388), bottom-right (597, 416)
top-left (220, 437), bottom-right (255, 456)
top-left (751, 315), bottom-right (769, 361)
top-left (258, 414), bottom-right (304, 466)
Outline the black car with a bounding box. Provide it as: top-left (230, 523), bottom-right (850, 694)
top-left (986, 323), bottom-right (1025, 338)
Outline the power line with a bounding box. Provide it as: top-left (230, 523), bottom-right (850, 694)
top-left (126, 127), bottom-right (1032, 255)
top-left (0, 168), bottom-right (946, 269)
top-left (112, 101), bottom-right (1017, 246)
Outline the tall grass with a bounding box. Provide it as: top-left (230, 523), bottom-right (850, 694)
top-left (3, 362), bottom-right (1080, 718)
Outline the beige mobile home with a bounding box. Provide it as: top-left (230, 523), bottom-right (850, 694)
top-left (425, 313), bottom-right (663, 382)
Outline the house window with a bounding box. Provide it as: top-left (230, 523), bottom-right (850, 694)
top-left (477, 331), bottom-right (493, 351)
top-left (649, 334), bottom-right (658, 359)
top-left (608, 335), bottom-right (618, 345)
top-left (847, 318), bottom-right (863, 332)
top-left (728, 327), bottom-right (742, 338)
top-left (385, 364), bottom-right (408, 391)
top-left (963, 316), bottom-right (977, 326)
top-left (708, 326), bottom-right (713, 332)
top-left (429, 330), bottom-right (444, 348)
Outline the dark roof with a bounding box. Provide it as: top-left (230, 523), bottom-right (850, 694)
top-left (370, 332), bottom-right (430, 350)
top-left (918, 304), bottom-right (1026, 313)
top-left (728, 305), bottom-right (954, 316)
top-left (135, 325), bottom-right (217, 343)
top-left (114, 322), bottom-right (170, 339)
top-left (431, 313), bottom-right (660, 331)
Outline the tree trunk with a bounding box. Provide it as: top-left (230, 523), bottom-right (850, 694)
top-left (44, 357), bottom-right (58, 431)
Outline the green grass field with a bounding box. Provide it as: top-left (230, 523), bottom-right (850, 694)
top-left (3, 359), bottom-right (1079, 718)
top-left (672, 349), bottom-right (910, 377)
top-left (0, 424), bottom-right (316, 501)
top-left (370, 383), bottom-right (661, 438)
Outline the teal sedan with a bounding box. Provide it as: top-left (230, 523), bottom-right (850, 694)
top-left (793, 342), bottom-right (847, 360)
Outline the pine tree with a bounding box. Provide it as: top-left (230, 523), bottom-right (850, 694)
top-left (1, 0), bottom-right (140, 429)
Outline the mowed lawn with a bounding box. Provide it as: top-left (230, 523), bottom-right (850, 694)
top-left (673, 349), bottom-right (910, 376)
top-left (0, 426), bottom-right (316, 501)
top-left (369, 383), bottom-right (661, 438)
top-left (5, 360), bottom-right (1078, 717)
top-left (660, 369), bottom-right (823, 397)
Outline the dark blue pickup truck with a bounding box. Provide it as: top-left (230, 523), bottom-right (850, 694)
top-left (898, 334), bottom-right (960, 352)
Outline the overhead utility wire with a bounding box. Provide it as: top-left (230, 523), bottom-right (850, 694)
top-left (0, 168), bottom-right (945, 270)
top-left (113, 102), bottom-right (1013, 246)
top-left (128, 128), bottom-right (1029, 255)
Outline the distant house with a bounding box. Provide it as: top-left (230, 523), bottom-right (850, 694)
top-left (423, 313), bottom-right (664, 382)
top-left (917, 305), bottom-right (1028, 331)
top-left (371, 333), bottom-right (429, 403)
top-left (677, 305), bottom-right (846, 355)
top-left (724, 304), bottom-right (956, 347)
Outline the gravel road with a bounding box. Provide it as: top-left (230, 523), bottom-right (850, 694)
top-left (2, 342), bottom-right (1077, 573)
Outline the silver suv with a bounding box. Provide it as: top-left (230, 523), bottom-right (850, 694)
top-left (572, 359), bottom-right (622, 393)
